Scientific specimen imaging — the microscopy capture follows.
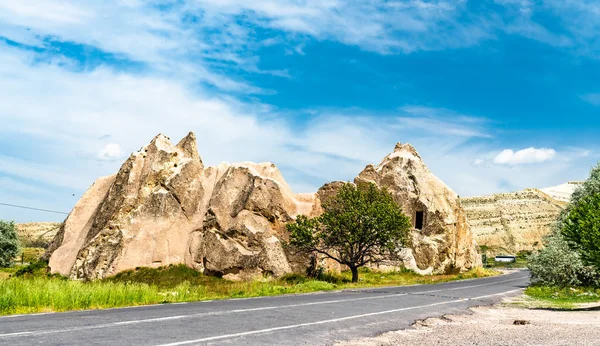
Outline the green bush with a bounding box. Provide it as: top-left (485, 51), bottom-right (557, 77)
top-left (15, 260), bottom-right (50, 277)
top-left (528, 229), bottom-right (600, 287)
top-left (0, 220), bottom-right (20, 267)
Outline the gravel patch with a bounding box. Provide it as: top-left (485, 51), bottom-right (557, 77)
top-left (337, 301), bottom-right (600, 346)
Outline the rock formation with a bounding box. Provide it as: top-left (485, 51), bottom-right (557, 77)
top-left (355, 143), bottom-right (481, 274)
top-left (462, 189), bottom-right (568, 256)
top-left (47, 133), bottom-right (481, 280)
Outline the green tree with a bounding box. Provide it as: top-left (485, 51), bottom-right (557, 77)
top-left (287, 183), bottom-right (412, 282)
top-left (529, 163), bottom-right (600, 288)
top-left (561, 193), bottom-right (600, 268)
top-left (0, 220), bottom-right (20, 267)
top-left (569, 163), bottom-right (600, 207)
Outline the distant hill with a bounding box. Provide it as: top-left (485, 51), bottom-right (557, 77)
top-left (16, 222), bottom-right (62, 248)
top-left (463, 183), bottom-right (579, 256)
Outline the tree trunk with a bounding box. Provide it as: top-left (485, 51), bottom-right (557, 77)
top-left (350, 266), bottom-right (359, 283)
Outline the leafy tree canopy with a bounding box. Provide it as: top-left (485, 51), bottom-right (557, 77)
top-left (287, 182), bottom-right (412, 282)
top-left (0, 220), bottom-right (20, 268)
top-left (562, 193), bottom-right (600, 268)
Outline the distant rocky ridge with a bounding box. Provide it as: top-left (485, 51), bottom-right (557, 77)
top-left (16, 222), bottom-right (61, 248)
top-left (462, 183), bottom-right (580, 256)
top-left (46, 133), bottom-right (481, 280)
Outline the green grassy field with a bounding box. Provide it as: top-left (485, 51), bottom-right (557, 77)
top-left (524, 286), bottom-right (600, 309)
top-left (0, 264), bottom-right (499, 315)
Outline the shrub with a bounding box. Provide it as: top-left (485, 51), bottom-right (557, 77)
top-left (15, 260), bottom-right (50, 277)
top-left (0, 220), bottom-right (20, 267)
top-left (528, 230), bottom-right (599, 287)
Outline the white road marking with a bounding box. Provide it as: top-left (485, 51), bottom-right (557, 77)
top-left (0, 293), bottom-right (407, 338)
top-left (416, 276), bottom-right (526, 294)
top-left (157, 289), bottom-right (523, 346)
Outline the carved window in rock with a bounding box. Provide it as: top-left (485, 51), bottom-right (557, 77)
top-left (415, 211), bottom-right (424, 230)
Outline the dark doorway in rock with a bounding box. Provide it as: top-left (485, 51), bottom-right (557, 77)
top-left (415, 211), bottom-right (424, 230)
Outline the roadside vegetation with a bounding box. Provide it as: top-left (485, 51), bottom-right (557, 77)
top-left (526, 163), bottom-right (600, 307)
top-left (287, 182), bottom-right (412, 282)
top-left (0, 263), bottom-right (497, 316)
top-left (523, 286), bottom-right (600, 309)
top-left (0, 220), bottom-right (20, 267)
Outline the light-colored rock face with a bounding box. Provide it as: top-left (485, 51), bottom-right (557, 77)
top-left (354, 143), bottom-right (482, 274)
top-left (47, 135), bottom-right (481, 280)
top-left (16, 222), bottom-right (62, 248)
top-left (47, 133), bottom-right (318, 280)
top-left (463, 189), bottom-right (567, 256)
top-left (188, 163), bottom-right (318, 280)
top-left (540, 182), bottom-right (582, 203)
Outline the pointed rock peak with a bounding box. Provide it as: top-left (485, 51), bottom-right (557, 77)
top-left (146, 133), bottom-right (173, 151)
top-left (390, 142), bottom-right (421, 160)
top-left (176, 132), bottom-right (200, 159)
top-left (177, 132), bottom-right (196, 146)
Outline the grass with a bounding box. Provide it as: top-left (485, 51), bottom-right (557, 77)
top-left (0, 264), bottom-right (499, 316)
top-left (14, 247), bottom-right (45, 265)
top-left (483, 258), bottom-right (528, 269)
top-left (0, 267), bottom-right (17, 280)
top-left (524, 286), bottom-right (600, 309)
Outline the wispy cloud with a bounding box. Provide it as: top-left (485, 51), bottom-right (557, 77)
top-left (397, 106), bottom-right (492, 138)
top-left (97, 143), bottom-right (122, 161)
top-left (498, 0), bottom-right (600, 56)
top-left (0, 44), bottom-right (498, 199)
top-left (581, 93), bottom-right (600, 106)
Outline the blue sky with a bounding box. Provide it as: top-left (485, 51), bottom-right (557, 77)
top-left (0, 0), bottom-right (599, 222)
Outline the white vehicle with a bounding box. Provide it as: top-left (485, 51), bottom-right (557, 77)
top-left (494, 255), bottom-right (517, 263)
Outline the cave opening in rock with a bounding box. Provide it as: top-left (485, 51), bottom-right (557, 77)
top-left (415, 211), bottom-right (424, 230)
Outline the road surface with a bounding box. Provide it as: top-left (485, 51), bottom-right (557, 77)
top-left (0, 270), bottom-right (529, 345)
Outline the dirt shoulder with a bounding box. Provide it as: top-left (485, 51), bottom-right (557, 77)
top-left (337, 297), bottom-right (600, 346)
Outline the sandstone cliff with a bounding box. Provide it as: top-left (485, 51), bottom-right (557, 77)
top-left (462, 189), bottom-right (568, 255)
top-left (47, 133), bottom-right (481, 280)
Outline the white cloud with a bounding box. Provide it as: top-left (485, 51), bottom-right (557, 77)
top-left (97, 143), bottom-right (122, 161)
top-left (493, 147), bottom-right (557, 165)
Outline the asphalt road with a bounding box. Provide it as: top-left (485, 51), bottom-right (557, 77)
top-left (0, 270), bottom-right (529, 346)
